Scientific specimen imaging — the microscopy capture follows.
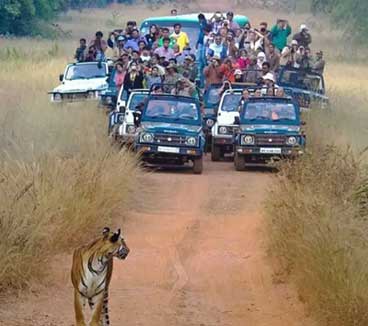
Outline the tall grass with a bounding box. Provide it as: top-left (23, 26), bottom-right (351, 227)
top-left (0, 45), bottom-right (140, 290)
top-left (266, 77), bottom-right (368, 324)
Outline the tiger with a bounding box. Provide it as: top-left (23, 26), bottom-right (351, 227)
top-left (71, 227), bottom-right (130, 326)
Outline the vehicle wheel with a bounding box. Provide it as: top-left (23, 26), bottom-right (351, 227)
top-left (193, 157), bottom-right (203, 174)
top-left (234, 152), bottom-right (246, 171)
top-left (211, 142), bottom-right (221, 161)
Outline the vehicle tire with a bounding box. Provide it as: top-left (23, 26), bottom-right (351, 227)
top-left (193, 157), bottom-right (203, 174)
top-left (234, 152), bottom-right (246, 171)
top-left (211, 142), bottom-right (221, 161)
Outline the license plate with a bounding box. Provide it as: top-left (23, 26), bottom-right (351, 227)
top-left (157, 146), bottom-right (180, 154)
top-left (260, 147), bottom-right (282, 154)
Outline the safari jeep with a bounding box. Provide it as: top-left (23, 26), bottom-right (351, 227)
top-left (134, 93), bottom-right (205, 174)
top-left (50, 61), bottom-right (109, 102)
top-left (99, 67), bottom-right (118, 109)
top-left (233, 96), bottom-right (305, 170)
top-left (211, 88), bottom-right (244, 161)
top-left (108, 89), bottom-right (149, 145)
top-left (202, 83), bottom-right (223, 149)
top-left (277, 67), bottom-right (329, 110)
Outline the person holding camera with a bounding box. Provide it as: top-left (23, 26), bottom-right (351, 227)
top-left (270, 19), bottom-right (291, 52)
top-left (203, 57), bottom-right (223, 88)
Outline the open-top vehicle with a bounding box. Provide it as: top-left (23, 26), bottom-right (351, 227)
top-left (233, 96), bottom-right (305, 170)
top-left (99, 67), bottom-right (118, 109)
top-left (134, 91), bottom-right (205, 174)
top-left (277, 66), bottom-right (329, 110)
top-left (202, 83), bottom-right (222, 148)
top-left (211, 83), bottom-right (254, 161)
top-left (108, 89), bottom-right (149, 144)
top-left (50, 61), bottom-right (109, 102)
top-left (140, 13), bottom-right (249, 50)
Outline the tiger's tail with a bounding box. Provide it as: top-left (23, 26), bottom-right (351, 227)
top-left (100, 289), bottom-right (110, 326)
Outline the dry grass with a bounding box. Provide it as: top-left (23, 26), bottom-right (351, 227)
top-left (0, 9), bottom-right (144, 290)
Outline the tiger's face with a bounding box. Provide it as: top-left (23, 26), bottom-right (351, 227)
top-left (101, 227), bottom-right (130, 260)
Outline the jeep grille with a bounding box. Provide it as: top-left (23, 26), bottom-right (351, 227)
top-left (154, 134), bottom-right (186, 146)
top-left (256, 135), bottom-right (286, 146)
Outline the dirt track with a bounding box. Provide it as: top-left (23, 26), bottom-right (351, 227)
top-left (0, 158), bottom-right (314, 326)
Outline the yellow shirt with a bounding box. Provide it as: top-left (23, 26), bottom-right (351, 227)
top-left (170, 31), bottom-right (190, 51)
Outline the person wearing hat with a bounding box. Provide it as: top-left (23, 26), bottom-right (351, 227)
top-left (111, 35), bottom-right (127, 60)
top-left (312, 50), bottom-right (325, 75)
top-left (179, 55), bottom-right (198, 82)
top-left (210, 11), bottom-right (225, 34)
top-left (164, 63), bottom-right (181, 93)
top-left (171, 23), bottom-right (190, 51)
top-left (171, 77), bottom-right (196, 97)
top-left (270, 19), bottom-right (292, 52)
top-left (293, 24), bottom-right (312, 48)
top-left (234, 69), bottom-right (243, 83)
top-left (226, 11), bottom-right (240, 30)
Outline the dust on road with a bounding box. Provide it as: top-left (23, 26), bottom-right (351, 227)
top-left (0, 158), bottom-right (313, 326)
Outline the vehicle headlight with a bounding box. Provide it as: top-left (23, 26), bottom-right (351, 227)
top-left (106, 96), bottom-right (112, 104)
top-left (241, 135), bottom-right (254, 145)
top-left (185, 137), bottom-right (197, 146)
top-left (53, 93), bottom-right (62, 101)
top-left (140, 132), bottom-right (154, 143)
top-left (126, 125), bottom-right (136, 134)
top-left (206, 119), bottom-right (214, 127)
top-left (286, 136), bottom-right (297, 146)
top-left (219, 126), bottom-right (228, 134)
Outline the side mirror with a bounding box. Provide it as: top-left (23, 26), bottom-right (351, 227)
top-left (59, 74), bottom-right (64, 82)
top-left (133, 111), bottom-right (142, 127)
top-left (234, 116), bottom-right (240, 125)
top-left (115, 113), bottom-right (124, 124)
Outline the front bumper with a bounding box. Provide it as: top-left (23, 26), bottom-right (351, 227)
top-left (136, 143), bottom-right (202, 160)
top-left (236, 146), bottom-right (304, 157)
top-left (50, 90), bottom-right (102, 102)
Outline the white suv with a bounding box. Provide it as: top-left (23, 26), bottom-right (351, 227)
top-left (50, 61), bottom-right (109, 102)
top-left (211, 89), bottom-right (243, 161)
top-left (109, 89), bottom-right (149, 144)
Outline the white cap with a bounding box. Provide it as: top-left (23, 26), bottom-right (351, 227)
top-left (263, 72), bottom-right (275, 82)
top-left (257, 51), bottom-right (266, 58)
top-left (291, 39), bottom-right (298, 46)
top-left (300, 24), bottom-right (308, 31)
top-left (234, 69), bottom-right (242, 75)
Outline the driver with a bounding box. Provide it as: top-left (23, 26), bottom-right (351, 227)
top-left (171, 77), bottom-right (196, 97)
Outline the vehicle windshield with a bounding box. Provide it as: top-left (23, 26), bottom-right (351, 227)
top-left (220, 93), bottom-right (242, 112)
top-left (242, 101), bottom-right (298, 123)
top-left (204, 86), bottom-right (222, 107)
top-left (128, 93), bottom-right (149, 110)
top-left (141, 23), bottom-right (199, 49)
top-left (144, 99), bottom-right (200, 124)
top-left (279, 70), bottom-right (324, 93)
top-left (65, 63), bottom-right (107, 80)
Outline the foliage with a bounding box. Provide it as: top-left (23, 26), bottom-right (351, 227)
top-left (310, 0), bottom-right (368, 44)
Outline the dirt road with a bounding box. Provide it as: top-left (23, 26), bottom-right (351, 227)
top-left (0, 158), bottom-right (313, 326)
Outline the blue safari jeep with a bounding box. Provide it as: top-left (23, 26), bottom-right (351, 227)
top-left (134, 93), bottom-right (205, 174)
top-left (233, 96), bottom-right (305, 170)
top-left (99, 67), bottom-right (118, 109)
top-left (277, 67), bottom-right (329, 110)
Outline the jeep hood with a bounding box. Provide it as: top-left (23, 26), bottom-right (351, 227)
top-left (141, 122), bottom-right (202, 135)
top-left (241, 124), bottom-right (301, 134)
top-left (285, 87), bottom-right (328, 100)
top-left (52, 78), bottom-right (108, 93)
